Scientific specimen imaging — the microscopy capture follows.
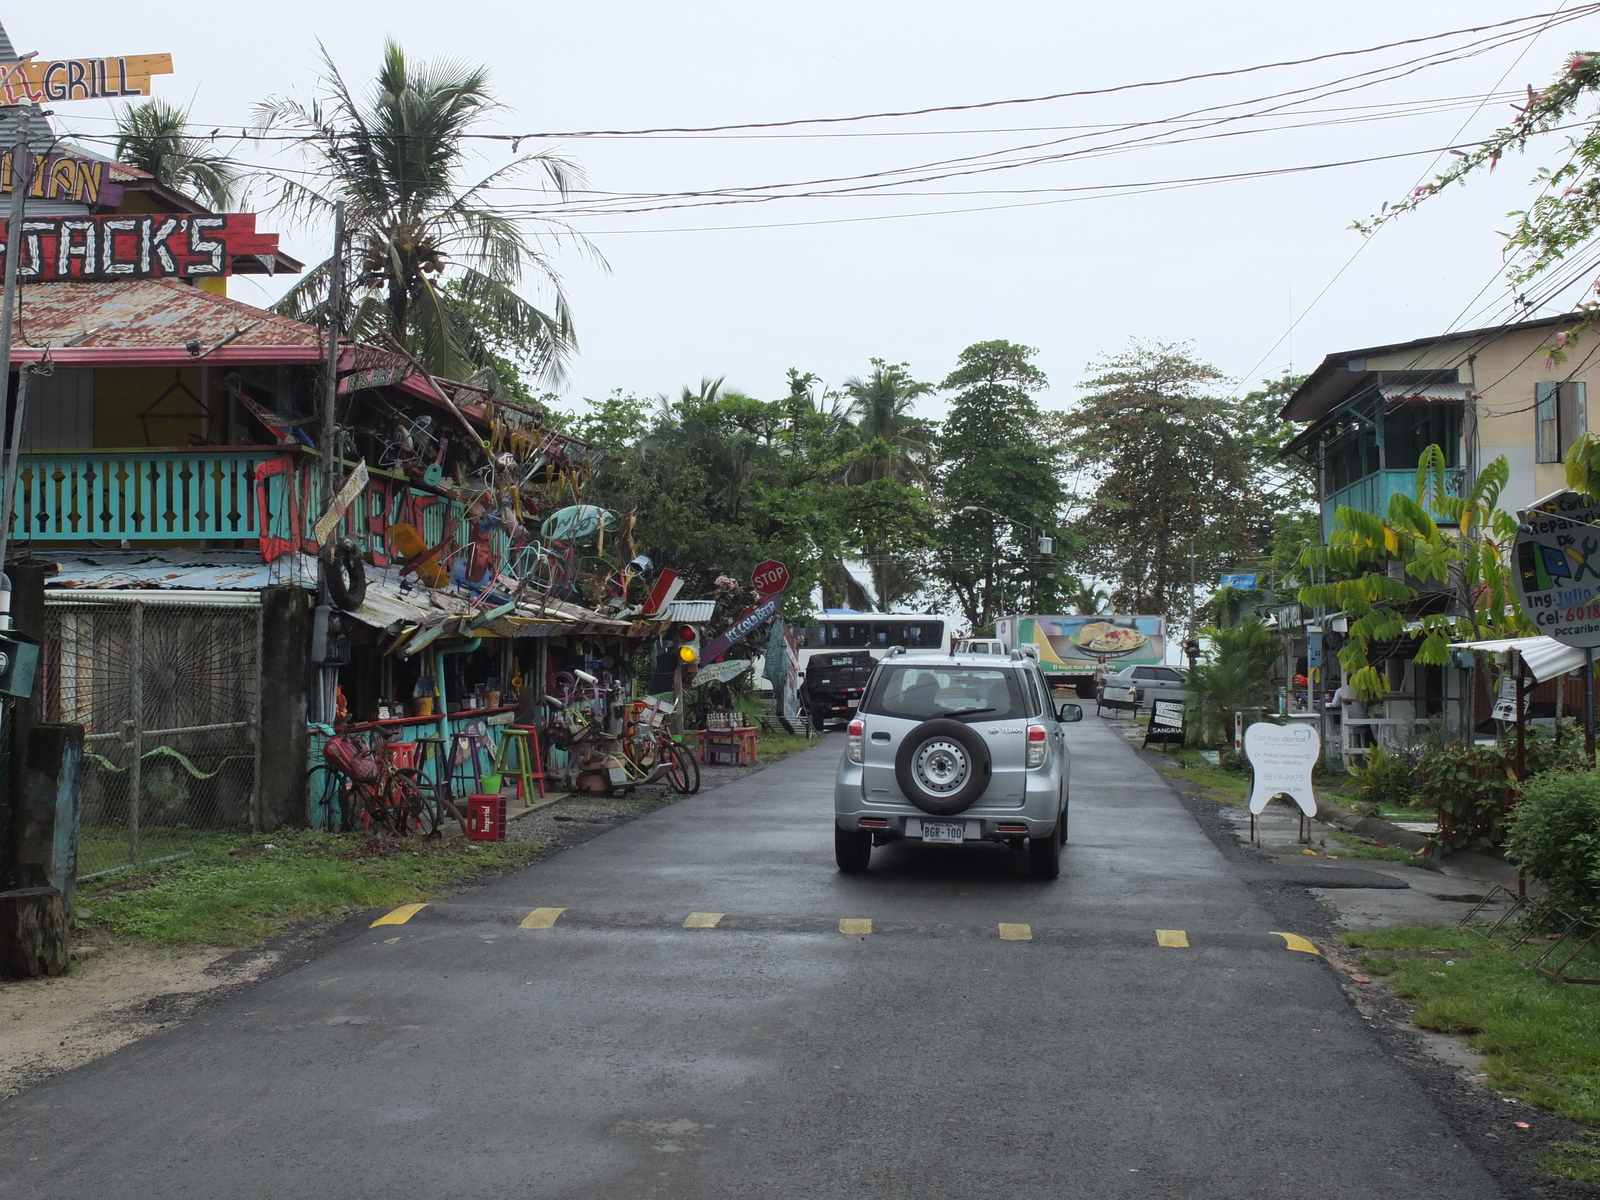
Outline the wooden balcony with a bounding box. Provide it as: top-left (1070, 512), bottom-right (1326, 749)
top-left (1321, 466), bottom-right (1465, 540)
top-left (12, 448), bottom-right (469, 562)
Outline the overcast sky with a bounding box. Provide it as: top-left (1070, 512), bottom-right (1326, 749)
top-left (18, 2), bottom-right (1600, 418)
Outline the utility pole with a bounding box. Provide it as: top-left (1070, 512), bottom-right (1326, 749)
top-left (0, 107), bottom-right (32, 631)
top-left (314, 203), bottom-right (345, 722)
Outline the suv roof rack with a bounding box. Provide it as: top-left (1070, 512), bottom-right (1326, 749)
top-left (1009, 648), bottom-right (1028, 661)
top-left (886, 646), bottom-right (907, 657)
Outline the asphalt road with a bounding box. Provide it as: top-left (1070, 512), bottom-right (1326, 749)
top-left (0, 714), bottom-right (1503, 1199)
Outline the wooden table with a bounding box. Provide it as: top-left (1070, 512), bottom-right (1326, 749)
top-left (698, 726), bottom-right (758, 766)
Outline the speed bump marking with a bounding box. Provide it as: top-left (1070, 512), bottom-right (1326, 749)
top-left (519, 907), bottom-right (567, 929)
top-left (1156, 929), bottom-right (1189, 948)
top-left (1272, 932), bottom-right (1320, 955)
top-left (839, 918), bottom-right (872, 935)
top-left (684, 912), bottom-right (725, 929)
top-left (998, 923), bottom-right (1032, 941)
top-left (371, 903), bottom-right (427, 927)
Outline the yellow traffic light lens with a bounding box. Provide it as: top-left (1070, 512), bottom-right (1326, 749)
top-left (679, 646), bottom-right (698, 664)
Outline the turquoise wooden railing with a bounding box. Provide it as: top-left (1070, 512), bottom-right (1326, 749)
top-left (15, 450), bottom-right (272, 542)
top-left (15, 448), bottom-right (474, 554)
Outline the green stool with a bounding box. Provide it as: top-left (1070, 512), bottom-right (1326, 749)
top-left (494, 724), bottom-right (547, 801)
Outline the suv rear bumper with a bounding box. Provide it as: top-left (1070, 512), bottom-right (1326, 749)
top-left (835, 763), bottom-right (1060, 840)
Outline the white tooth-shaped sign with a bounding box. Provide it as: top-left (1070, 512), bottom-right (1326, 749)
top-left (1244, 722), bottom-right (1321, 816)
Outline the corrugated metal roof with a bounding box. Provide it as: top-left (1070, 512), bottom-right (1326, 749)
top-left (38, 550), bottom-right (637, 640)
top-left (1379, 382), bottom-right (1473, 403)
top-left (12, 279), bottom-right (322, 365)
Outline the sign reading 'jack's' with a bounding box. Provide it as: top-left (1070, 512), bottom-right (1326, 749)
top-left (0, 214), bottom-right (280, 281)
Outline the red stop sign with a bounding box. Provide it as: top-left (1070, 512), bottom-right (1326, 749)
top-left (752, 559), bottom-right (789, 595)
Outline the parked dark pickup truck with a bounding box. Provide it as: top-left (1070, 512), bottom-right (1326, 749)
top-left (803, 651), bottom-right (877, 728)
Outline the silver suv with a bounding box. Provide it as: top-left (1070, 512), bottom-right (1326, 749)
top-left (834, 650), bottom-right (1083, 879)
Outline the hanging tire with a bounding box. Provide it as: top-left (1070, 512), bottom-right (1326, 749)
top-left (323, 536), bottom-right (368, 611)
top-left (893, 719), bottom-right (990, 815)
top-left (835, 824), bottom-right (872, 873)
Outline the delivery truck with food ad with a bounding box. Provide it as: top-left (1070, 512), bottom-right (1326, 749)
top-left (993, 614), bottom-right (1168, 698)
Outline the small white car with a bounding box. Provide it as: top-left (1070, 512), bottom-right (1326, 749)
top-left (833, 650), bottom-right (1082, 879)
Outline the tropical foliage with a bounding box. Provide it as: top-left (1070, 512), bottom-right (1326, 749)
top-left (1299, 447), bottom-right (1530, 700)
top-left (113, 99), bottom-right (240, 210)
top-left (254, 40), bottom-right (588, 381)
top-left (1186, 618), bottom-right (1283, 748)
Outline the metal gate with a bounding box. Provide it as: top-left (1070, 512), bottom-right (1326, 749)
top-left (44, 596), bottom-right (263, 877)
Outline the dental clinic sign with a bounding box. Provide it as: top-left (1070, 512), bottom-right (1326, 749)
top-left (1513, 489), bottom-right (1600, 648)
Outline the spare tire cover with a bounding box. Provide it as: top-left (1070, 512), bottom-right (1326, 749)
top-left (894, 718), bottom-right (991, 816)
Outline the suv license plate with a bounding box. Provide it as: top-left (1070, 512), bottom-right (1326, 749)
top-left (920, 821), bottom-right (966, 843)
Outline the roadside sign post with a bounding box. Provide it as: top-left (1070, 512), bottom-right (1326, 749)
top-left (1244, 722), bottom-right (1321, 847)
top-left (1511, 488), bottom-right (1600, 765)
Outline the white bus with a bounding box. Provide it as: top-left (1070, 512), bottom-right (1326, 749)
top-left (793, 612), bottom-right (951, 669)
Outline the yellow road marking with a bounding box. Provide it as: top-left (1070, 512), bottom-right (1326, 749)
top-left (684, 912), bottom-right (725, 929)
top-left (371, 903), bottom-right (427, 927)
top-left (998, 923), bottom-right (1032, 941)
top-left (1156, 929), bottom-right (1189, 948)
top-left (839, 918), bottom-right (873, 935)
top-left (519, 907), bottom-right (567, 929)
top-left (1272, 932), bottom-right (1321, 955)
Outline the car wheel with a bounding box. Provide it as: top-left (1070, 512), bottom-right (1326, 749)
top-left (835, 824), bottom-right (872, 873)
top-left (1075, 680), bottom-right (1096, 699)
top-left (1028, 827), bottom-right (1061, 879)
top-left (893, 718), bottom-right (991, 816)
top-left (1059, 798), bottom-right (1069, 844)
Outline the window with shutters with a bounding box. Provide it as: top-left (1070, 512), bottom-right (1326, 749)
top-left (1536, 381), bottom-right (1588, 462)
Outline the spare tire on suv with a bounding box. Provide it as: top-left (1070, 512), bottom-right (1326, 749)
top-left (894, 719), bottom-right (991, 815)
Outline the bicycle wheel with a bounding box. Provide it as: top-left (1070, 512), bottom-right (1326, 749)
top-left (665, 740), bottom-right (700, 795)
top-left (396, 768), bottom-right (466, 838)
top-left (307, 765), bottom-right (351, 831)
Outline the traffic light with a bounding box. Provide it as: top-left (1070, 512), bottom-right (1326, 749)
top-left (673, 623), bottom-right (700, 665)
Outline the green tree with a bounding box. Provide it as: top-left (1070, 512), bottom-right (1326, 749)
top-left (1066, 342), bottom-right (1282, 618)
top-left (1299, 448), bottom-right (1528, 700)
top-left (841, 359), bottom-right (935, 484)
top-left (934, 340), bottom-right (1065, 628)
top-left (1188, 618), bottom-right (1283, 748)
top-left (113, 98), bottom-right (239, 209)
top-left (255, 40), bottom-right (588, 381)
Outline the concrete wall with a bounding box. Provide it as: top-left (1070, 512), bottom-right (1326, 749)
top-left (259, 585), bottom-right (310, 830)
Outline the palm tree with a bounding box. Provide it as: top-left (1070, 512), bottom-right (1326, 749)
top-left (841, 359), bottom-right (935, 484)
top-left (1064, 579), bottom-right (1110, 615)
top-left (113, 99), bottom-right (239, 210)
top-left (253, 40), bottom-right (591, 381)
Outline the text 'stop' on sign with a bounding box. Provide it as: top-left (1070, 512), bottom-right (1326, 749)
top-left (0, 214), bottom-right (280, 281)
top-left (0, 54), bottom-right (173, 104)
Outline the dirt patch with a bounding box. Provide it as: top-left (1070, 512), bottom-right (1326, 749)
top-left (0, 941), bottom-right (278, 1099)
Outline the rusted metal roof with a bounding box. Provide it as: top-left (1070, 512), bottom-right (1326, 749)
top-left (11, 278), bottom-right (324, 366)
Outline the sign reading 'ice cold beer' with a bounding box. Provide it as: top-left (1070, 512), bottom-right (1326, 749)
top-left (0, 214), bottom-right (280, 281)
top-left (1513, 489), bottom-right (1600, 648)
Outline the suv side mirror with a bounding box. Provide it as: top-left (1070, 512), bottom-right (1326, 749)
top-left (1056, 702), bottom-right (1083, 723)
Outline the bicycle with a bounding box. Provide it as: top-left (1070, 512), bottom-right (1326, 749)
top-left (621, 698), bottom-right (700, 795)
top-left (309, 724), bottom-right (467, 838)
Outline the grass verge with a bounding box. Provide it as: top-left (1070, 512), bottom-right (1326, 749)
top-left (79, 831), bottom-right (543, 947)
top-left (758, 730), bottom-right (821, 761)
top-left (1323, 828), bottom-right (1438, 869)
top-left (1341, 924), bottom-right (1600, 1144)
top-left (1156, 749), bottom-right (1249, 805)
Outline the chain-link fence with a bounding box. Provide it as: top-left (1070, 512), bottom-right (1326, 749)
top-left (45, 597), bottom-right (262, 877)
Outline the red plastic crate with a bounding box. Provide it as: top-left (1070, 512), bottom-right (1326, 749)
top-left (466, 794), bottom-right (507, 842)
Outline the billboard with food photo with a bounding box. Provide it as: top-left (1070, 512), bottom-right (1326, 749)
top-left (1016, 614), bottom-right (1166, 672)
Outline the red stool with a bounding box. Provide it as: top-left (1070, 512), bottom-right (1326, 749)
top-left (382, 741), bottom-right (419, 771)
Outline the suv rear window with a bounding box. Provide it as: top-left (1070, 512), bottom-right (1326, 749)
top-left (863, 665), bottom-right (1027, 722)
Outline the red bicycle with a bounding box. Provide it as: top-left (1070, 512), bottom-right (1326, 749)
top-left (314, 728), bottom-right (467, 837)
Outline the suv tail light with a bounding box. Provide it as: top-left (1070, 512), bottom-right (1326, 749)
top-left (848, 719), bottom-right (865, 763)
top-left (1026, 724), bottom-right (1048, 768)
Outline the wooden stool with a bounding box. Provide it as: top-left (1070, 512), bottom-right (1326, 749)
top-left (494, 725), bottom-right (547, 801)
top-left (448, 731), bottom-right (497, 799)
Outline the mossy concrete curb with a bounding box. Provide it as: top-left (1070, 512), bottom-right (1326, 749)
top-left (1313, 792), bottom-right (1439, 856)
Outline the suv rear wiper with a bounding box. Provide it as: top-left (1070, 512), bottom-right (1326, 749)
top-left (942, 706), bottom-right (995, 717)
